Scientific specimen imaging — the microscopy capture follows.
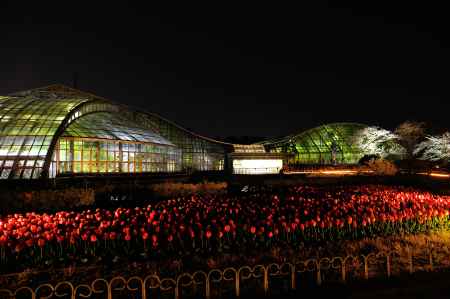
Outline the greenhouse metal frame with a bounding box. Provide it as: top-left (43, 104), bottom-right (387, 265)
top-left (261, 123), bottom-right (367, 165)
top-left (0, 85), bottom-right (231, 179)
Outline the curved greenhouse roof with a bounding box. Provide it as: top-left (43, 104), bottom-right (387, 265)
top-left (0, 85), bottom-right (180, 179)
top-left (0, 85), bottom-right (232, 179)
top-left (262, 122), bottom-right (368, 165)
top-left (63, 112), bottom-right (174, 145)
top-left (0, 84), bottom-right (377, 179)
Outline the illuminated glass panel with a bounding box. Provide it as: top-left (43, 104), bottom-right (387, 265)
top-left (63, 112), bottom-right (174, 146)
top-left (232, 159), bottom-right (283, 174)
top-left (233, 144), bottom-right (266, 153)
top-left (55, 109), bottom-right (182, 175)
top-left (54, 137), bottom-right (181, 175)
top-left (264, 123), bottom-right (367, 166)
top-left (141, 113), bottom-right (227, 171)
top-left (0, 85), bottom-right (230, 178)
top-left (0, 90), bottom-right (90, 179)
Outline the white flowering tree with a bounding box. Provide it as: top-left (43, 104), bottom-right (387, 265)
top-left (352, 126), bottom-right (403, 158)
top-left (414, 132), bottom-right (450, 162)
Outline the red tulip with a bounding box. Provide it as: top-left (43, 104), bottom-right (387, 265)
top-left (347, 216), bottom-right (353, 225)
top-left (25, 238), bottom-right (34, 247)
top-left (15, 244), bottom-right (23, 253)
top-left (37, 238), bottom-right (46, 247)
top-left (45, 232), bottom-right (53, 241)
top-left (110, 232), bottom-right (117, 240)
top-left (90, 234), bottom-right (97, 243)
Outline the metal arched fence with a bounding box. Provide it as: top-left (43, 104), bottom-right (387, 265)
top-left (0, 246), bottom-right (439, 299)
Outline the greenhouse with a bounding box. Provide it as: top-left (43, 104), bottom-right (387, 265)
top-left (0, 85), bottom-right (377, 180)
top-left (0, 85), bottom-right (230, 179)
top-left (261, 123), bottom-right (368, 166)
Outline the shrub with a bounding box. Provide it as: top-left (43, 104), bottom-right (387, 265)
top-left (358, 154), bottom-right (380, 165)
top-left (366, 159), bottom-right (398, 176)
top-left (0, 188), bottom-right (95, 213)
top-left (150, 181), bottom-right (227, 197)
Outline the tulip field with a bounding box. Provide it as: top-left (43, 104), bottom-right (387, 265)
top-left (1, 184), bottom-right (450, 273)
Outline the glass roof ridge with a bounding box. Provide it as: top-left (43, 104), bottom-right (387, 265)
top-left (8, 84), bottom-right (107, 101)
top-left (62, 112), bottom-right (176, 147)
top-left (0, 86), bottom-right (176, 179)
top-left (262, 122), bottom-right (368, 145)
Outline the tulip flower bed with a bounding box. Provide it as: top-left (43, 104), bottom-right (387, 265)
top-left (1, 184), bottom-right (450, 274)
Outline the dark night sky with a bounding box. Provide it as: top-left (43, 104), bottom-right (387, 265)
top-left (1, 2), bottom-right (449, 139)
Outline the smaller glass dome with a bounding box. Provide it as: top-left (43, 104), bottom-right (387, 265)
top-left (263, 123), bottom-right (367, 165)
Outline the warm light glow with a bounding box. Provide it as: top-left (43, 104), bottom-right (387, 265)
top-left (320, 170), bottom-right (358, 175)
top-left (418, 172), bottom-right (450, 178)
top-left (233, 159), bottom-right (283, 174)
top-left (285, 169), bottom-right (374, 176)
top-left (430, 173), bottom-right (450, 178)
top-left (287, 169), bottom-right (449, 178)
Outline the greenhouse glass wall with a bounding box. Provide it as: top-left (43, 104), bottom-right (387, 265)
top-left (51, 111), bottom-right (181, 177)
top-left (53, 138), bottom-right (180, 176)
top-left (0, 85), bottom-right (229, 179)
top-left (0, 85), bottom-right (374, 180)
top-left (261, 123), bottom-right (367, 166)
top-left (140, 113), bottom-right (230, 172)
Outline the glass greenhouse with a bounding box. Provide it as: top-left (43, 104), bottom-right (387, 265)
top-left (0, 85), bottom-right (375, 180)
top-left (141, 112), bottom-right (230, 172)
top-left (261, 123), bottom-right (368, 166)
top-left (0, 85), bottom-right (230, 179)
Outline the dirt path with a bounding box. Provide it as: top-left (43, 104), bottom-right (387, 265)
top-left (263, 271), bottom-right (450, 299)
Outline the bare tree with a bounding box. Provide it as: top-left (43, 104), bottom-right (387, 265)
top-left (394, 121), bottom-right (426, 160)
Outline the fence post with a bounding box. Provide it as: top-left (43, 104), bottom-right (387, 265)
top-left (363, 256), bottom-right (369, 280)
top-left (316, 261), bottom-right (322, 286)
top-left (205, 278), bottom-right (211, 299)
top-left (235, 269), bottom-right (240, 298)
top-left (386, 254), bottom-right (391, 278)
top-left (290, 264), bottom-right (296, 290)
top-left (263, 266), bottom-right (269, 296)
top-left (206, 270), bottom-right (220, 299)
top-left (341, 262), bottom-right (346, 283)
top-left (175, 285), bottom-right (179, 299)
